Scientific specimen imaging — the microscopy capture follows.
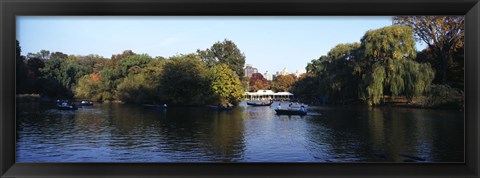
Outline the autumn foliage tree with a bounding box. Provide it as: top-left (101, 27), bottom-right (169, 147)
top-left (75, 72), bottom-right (113, 101)
top-left (272, 74), bottom-right (296, 92)
top-left (393, 16), bottom-right (464, 86)
top-left (248, 73), bottom-right (269, 91)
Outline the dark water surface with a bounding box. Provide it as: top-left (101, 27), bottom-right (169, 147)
top-left (16, 102), bottom-right (464, 162)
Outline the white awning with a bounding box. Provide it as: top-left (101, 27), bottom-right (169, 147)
top-left (244, 90), bottom-right (293, 96)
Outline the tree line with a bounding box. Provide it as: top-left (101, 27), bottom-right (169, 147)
top-left (16, 39), bottom-right (246, 106)
top-left (17, 16), bottom-right (464, 108)
top-left (246, 72), bottom-right (298, 92)
top-left (291, 16), bottom-right (464, 109)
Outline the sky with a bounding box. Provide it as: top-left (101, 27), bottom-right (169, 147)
top-left (17, 16), bottom-right (426, 74)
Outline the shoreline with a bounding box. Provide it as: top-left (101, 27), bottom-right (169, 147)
top-left (16, 94), bottom-right (463, 111)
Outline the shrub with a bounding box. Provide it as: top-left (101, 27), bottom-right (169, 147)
top-left (420, 84), bottom-right (463, 109)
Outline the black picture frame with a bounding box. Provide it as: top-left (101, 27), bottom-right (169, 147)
top-left (1, 0), bottom-right (479, 177)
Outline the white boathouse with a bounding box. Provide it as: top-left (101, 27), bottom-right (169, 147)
top-left (244, 90), bottom-right (294, 101)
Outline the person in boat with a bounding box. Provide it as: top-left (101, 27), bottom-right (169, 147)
top-left (300, 105), bottom-right (306, 112)
top-left (288, 102), bottom-right (293, 110)
top-left (277, 103), bottom-right (282, 109)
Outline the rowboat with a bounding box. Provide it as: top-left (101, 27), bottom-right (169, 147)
top-left (246, 101), bottom-right (274, 106)
top-left (78, 101), bottom-right (94, 106)
top-left (56, 103), bottom-right (78, 110)
top-left (143, 104), bottom-right (167, 110)
top-left (207, 105), bottom-right (234, 111)
top-left (56, 100), bottom-right (78, 110)
top-left (274, 109), bottom-right (307, 115)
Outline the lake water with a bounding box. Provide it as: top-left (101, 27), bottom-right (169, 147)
top-left (16, 102), bottom-right (464, 162)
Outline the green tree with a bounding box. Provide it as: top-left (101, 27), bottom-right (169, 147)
top-left (16, 40), bottom-right (31, 94)
top-left (106, 50), bottom-right (136, 69)
top-left (299, 43), bottom-right (362, 104)
top-left (160, 54), bottom-right (209, 105)
top-left (208, 64), bottom-right (245, 105)
top-left (25, 57), bottom-right (45, 93)
top-left (40, 50), bottom-right (50, 60)
top-left (295, 26), bottom-right (435, 106)
top-left (393, 16), bottom-right (464, 85)
top-left (363, 62), bottom-right (386, 106)
top-left (27, 50), bottom-right (51, 60)
top-left (358, 25), bottom-right (433, 105)
top-left (116, 74), bottom-right (152, 103)
top-left (50, 52), bottom-right (68, 60)
top-left (197, 39), bottom-right (246, 78)
top-left (291, 74), bottom-right (321, 103)
top-left (306, 57), bottom-right (326, 75)
top-left (324, 43), bottom-right (362, 103)
top-left (114, 54), bottom-right (153, 78)
top-left (75, 72), bottom-right (115, 101)
top-left (40, 56), bottom-right (92, 98)
top-left (360, 25), bottom-right (416, 63)
top-left (116, 59), bottom-right (165, 103)
top-left (73, 54), bottom-right (108, 73)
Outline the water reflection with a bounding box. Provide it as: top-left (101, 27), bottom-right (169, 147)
top-left (16, 102), bottom-right (463, 162)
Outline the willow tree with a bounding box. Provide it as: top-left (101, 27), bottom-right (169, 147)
top-left (359, 25), bottom-right (433, 105)
top-left (400, 60), bottom-right (435, 100)
top-left (393, 16), bottom-right (464, 85)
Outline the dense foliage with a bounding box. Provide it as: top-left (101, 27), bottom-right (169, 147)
top-left (418, 84), bottom-right (464, 109)
top-left (208, 64), bottom-right (245, 105)
top-left (160, 54), bottom-right (210, 105)
top-left (393, 16), bottom-right (464, 88)
top-left (17, 17), bottom-right (463, 109)
top-left (17, 41), bottom-right (246, 106)
top-left (248, 73), bottom-right (269, 92)
top-left (197, 39), bottom-right (246, 79)
top-left (292, 25), bottom-right (437, 106)
top-left (271, 74), bottom-right (296, 92)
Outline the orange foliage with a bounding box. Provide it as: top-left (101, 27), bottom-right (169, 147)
top-left (91, 73), bottom-right (101, 82)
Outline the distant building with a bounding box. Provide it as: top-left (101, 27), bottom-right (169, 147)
top-left (274, 67), bottom-right (290, 78)
top-left (294, 70), bottom-right (302, 78)
top-left (279, 67), bottom-right (289, 76)
top-left (263, 70), bottom-right (273, 81)
top-left (244, 64), bottom-right (258, 78)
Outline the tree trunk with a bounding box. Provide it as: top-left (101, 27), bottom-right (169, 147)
top-left (440, 50), bottom-right (451, 85)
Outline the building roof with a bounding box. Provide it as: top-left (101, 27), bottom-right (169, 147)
top-left (244, 90), bottom-right (293, 96)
